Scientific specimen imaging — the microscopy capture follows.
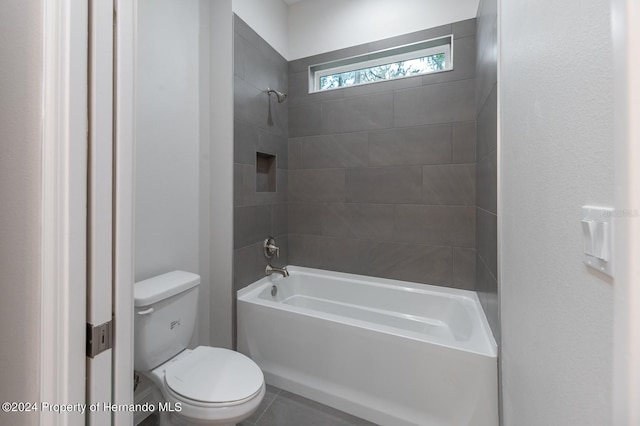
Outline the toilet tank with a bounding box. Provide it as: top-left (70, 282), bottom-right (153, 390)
top-left (134, 271), bottom-right (200, 371)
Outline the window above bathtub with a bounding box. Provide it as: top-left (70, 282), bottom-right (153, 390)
top-left (309, 35), bottom-right (453, 93)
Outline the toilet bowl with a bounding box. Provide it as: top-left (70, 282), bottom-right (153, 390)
top-left (134, 271), bottom-right (265, 425)
top-left (147, 347), bottom-right (265, 425)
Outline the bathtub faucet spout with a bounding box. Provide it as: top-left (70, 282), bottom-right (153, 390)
top-left (266, 264), bottom-right (289, 278)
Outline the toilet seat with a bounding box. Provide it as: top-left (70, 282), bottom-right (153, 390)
top-left (164, 346), bottom-right (264, 405)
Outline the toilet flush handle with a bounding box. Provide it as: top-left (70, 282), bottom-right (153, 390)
top-left (137, 308), bottom-right (154, 315)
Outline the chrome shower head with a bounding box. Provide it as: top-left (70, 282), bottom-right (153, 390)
top-left (266, 88), bottom-right (288, 103)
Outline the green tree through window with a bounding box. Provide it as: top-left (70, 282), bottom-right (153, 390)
top-left (319, 52), bottom-right (446, 91)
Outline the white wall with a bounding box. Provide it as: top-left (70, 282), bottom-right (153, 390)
top-left (611, 0), bottom-right (640, 422)
top-left (232, 0), bottom-right (289, 58)
top-left (135, 0), bottom-right (200, 282)
top-left (135, 0), bottom-right (234, 349)
top-left (198, 0), bottom-right (212, 350)
top-left (499, 0), bottom-right (614, 424)
top-left (0, 1), bottom-right (43, 424)
top-left (232, 0), bottom-right (479, 60)
top-left (287, 0), bottom-right (479, 59)
top-left (206, 0), bottom-right (234, 349)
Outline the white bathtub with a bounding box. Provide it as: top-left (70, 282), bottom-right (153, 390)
top-left (237, 266), bottom-right (498, 426)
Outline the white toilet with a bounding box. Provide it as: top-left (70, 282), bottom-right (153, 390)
top-left (134, 271), bottom-right (265, 425)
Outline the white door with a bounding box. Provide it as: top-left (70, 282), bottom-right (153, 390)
top-left (86, 0), bottom-right (114, 424)
top-left (112, 0), bottom-right (136, 424)
top-left (41, 1), bottom-right (135, 425)
top-left (87, 0), bottom-right (136, 424)
top-left (41, 1), bottom-right (89, 425)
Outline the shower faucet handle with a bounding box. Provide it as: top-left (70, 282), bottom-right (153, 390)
top-left (266, 244), bottom-right (280, 257)
top-left (263, 236), bottom-right (280, 259)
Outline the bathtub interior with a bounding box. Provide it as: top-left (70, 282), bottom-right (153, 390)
top-left (240, 266), bottom-right (496, 357)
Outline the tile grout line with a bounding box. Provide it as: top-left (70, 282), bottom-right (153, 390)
top-left (254, 388), bottom-right (281, 425)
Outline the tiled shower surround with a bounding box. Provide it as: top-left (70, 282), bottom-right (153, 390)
top-left (287, 19), bottom-right (478, 289)
top-left (233, 16), bottom-right (485, 295)
top-left (233, 15), bottom-right (289, 292)
top-left (475, 0), bottom-right (499, 341)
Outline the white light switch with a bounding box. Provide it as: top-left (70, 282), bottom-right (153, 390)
top-left (581, 206), bottom-right (613, 276)
top-left (581, 219), bottom-right (596, 256)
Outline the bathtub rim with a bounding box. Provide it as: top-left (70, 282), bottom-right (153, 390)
top-left (237, 265), bottom-right (498, 358)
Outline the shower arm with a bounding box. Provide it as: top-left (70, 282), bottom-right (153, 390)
top-left (266, 88), bottom-right (288, 103)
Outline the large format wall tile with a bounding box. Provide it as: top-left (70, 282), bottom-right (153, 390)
top-left (453, 121), bottom-right (476, 163)
top-left (453, 247), bottom-right (476, 290)
top-left (476, 206), bottom-right (497, 278)
top-left (322, 203), bottom-right (394, 241)
top-left (475, 0), bottom-right (498, 342)
top-left (258, 129), bottom-right (288, 168)
top-left (234, 77), bottom-right (268, 128)
top-left (368, 243), bottom-right (453, 285)
top-left (476, 251), bottom-right (499, 341)
top-left (233, 14), bottom-right (288, 293)
top-left (298, 133), bottom-right (369, 169)
top-left (368, 24), bottom-right (452, 52)
top-left (476, 86), bottom-right (498, 161)
top-left (234, 205), bottom-right (271, 249)
top-left (271, 203), bottom-right (288, 238)
top-left (287, 234), bottom-right (305, 266)
top-left (288, 203), bottom-right (323, 235)
top-left (368, 124), bottom-right (452, 166)
top-left (475, 20), bottom-right (497, 113)
top-left (453, 18), bottom-right (477, 39)
top-left (394, 205), bottom-right (476, 247)
top-left (321, 91), bottom-right (394, 134)
top-left (289, 169), bottom-right (345, 202)
top-left (286, 19), bottom-right (478, 291)
top-left (234, 242), bottom-right (267, 292)
top-left (345, 167), bottom-right (422, 204)
top-left (422, 164), bottom-right (476, 206)
top-left (234, 120), bottom-right (259, 165)
top-left (341, 74), bottom-right (423, 98)
top-left (289, 102), bottom-right (322, 137)
top-left (234, 163), bottom-right (288, 207)
top-left (291, 235), bottom-right (370, 275)
top-left (394, 79), bottom-right (475, 128)
top-left (477, 151), bottom-right (497, 214)
top-left (288, 44), bottom-right (372, 74)
top-left (289, 202), bottom-right (395, 241)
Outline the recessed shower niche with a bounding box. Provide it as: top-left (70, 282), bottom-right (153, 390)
top-left (256, 152), bottom-right (276, 192)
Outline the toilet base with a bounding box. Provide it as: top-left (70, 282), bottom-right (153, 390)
top-left (148, 380), bottom-right (236, 426)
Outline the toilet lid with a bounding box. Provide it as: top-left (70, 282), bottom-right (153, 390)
top-left (164, 347), bottom-right (264, 403)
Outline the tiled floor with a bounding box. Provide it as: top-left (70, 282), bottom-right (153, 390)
top-left (136, 385), bottom-right (377, 426)
top-left (239, 385), bottom-right (378, 426)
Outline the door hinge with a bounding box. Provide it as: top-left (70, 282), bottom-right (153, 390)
top-left (86, 320), bottom-right (113, 358)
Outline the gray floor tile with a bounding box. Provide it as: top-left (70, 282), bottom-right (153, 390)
top-left (241, 385), bottom-right (281, 425)
top-left (255, 389), bottom-right (377, 426)
top-left (138, 412), bottom-right (158, 425)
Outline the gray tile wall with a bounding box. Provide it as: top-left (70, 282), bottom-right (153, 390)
top-left (475, 0), bottom-right (499, 342)
top-left (233, 14), bottom-right (289, 294)
top-left (287, 20), bottom-right (477, 289)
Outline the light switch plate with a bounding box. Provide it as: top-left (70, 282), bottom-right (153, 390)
top-left (581, 206), bottom-right (613, 277)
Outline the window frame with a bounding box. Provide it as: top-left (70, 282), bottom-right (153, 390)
top-left (309, 35), bottom-right (454, 93)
